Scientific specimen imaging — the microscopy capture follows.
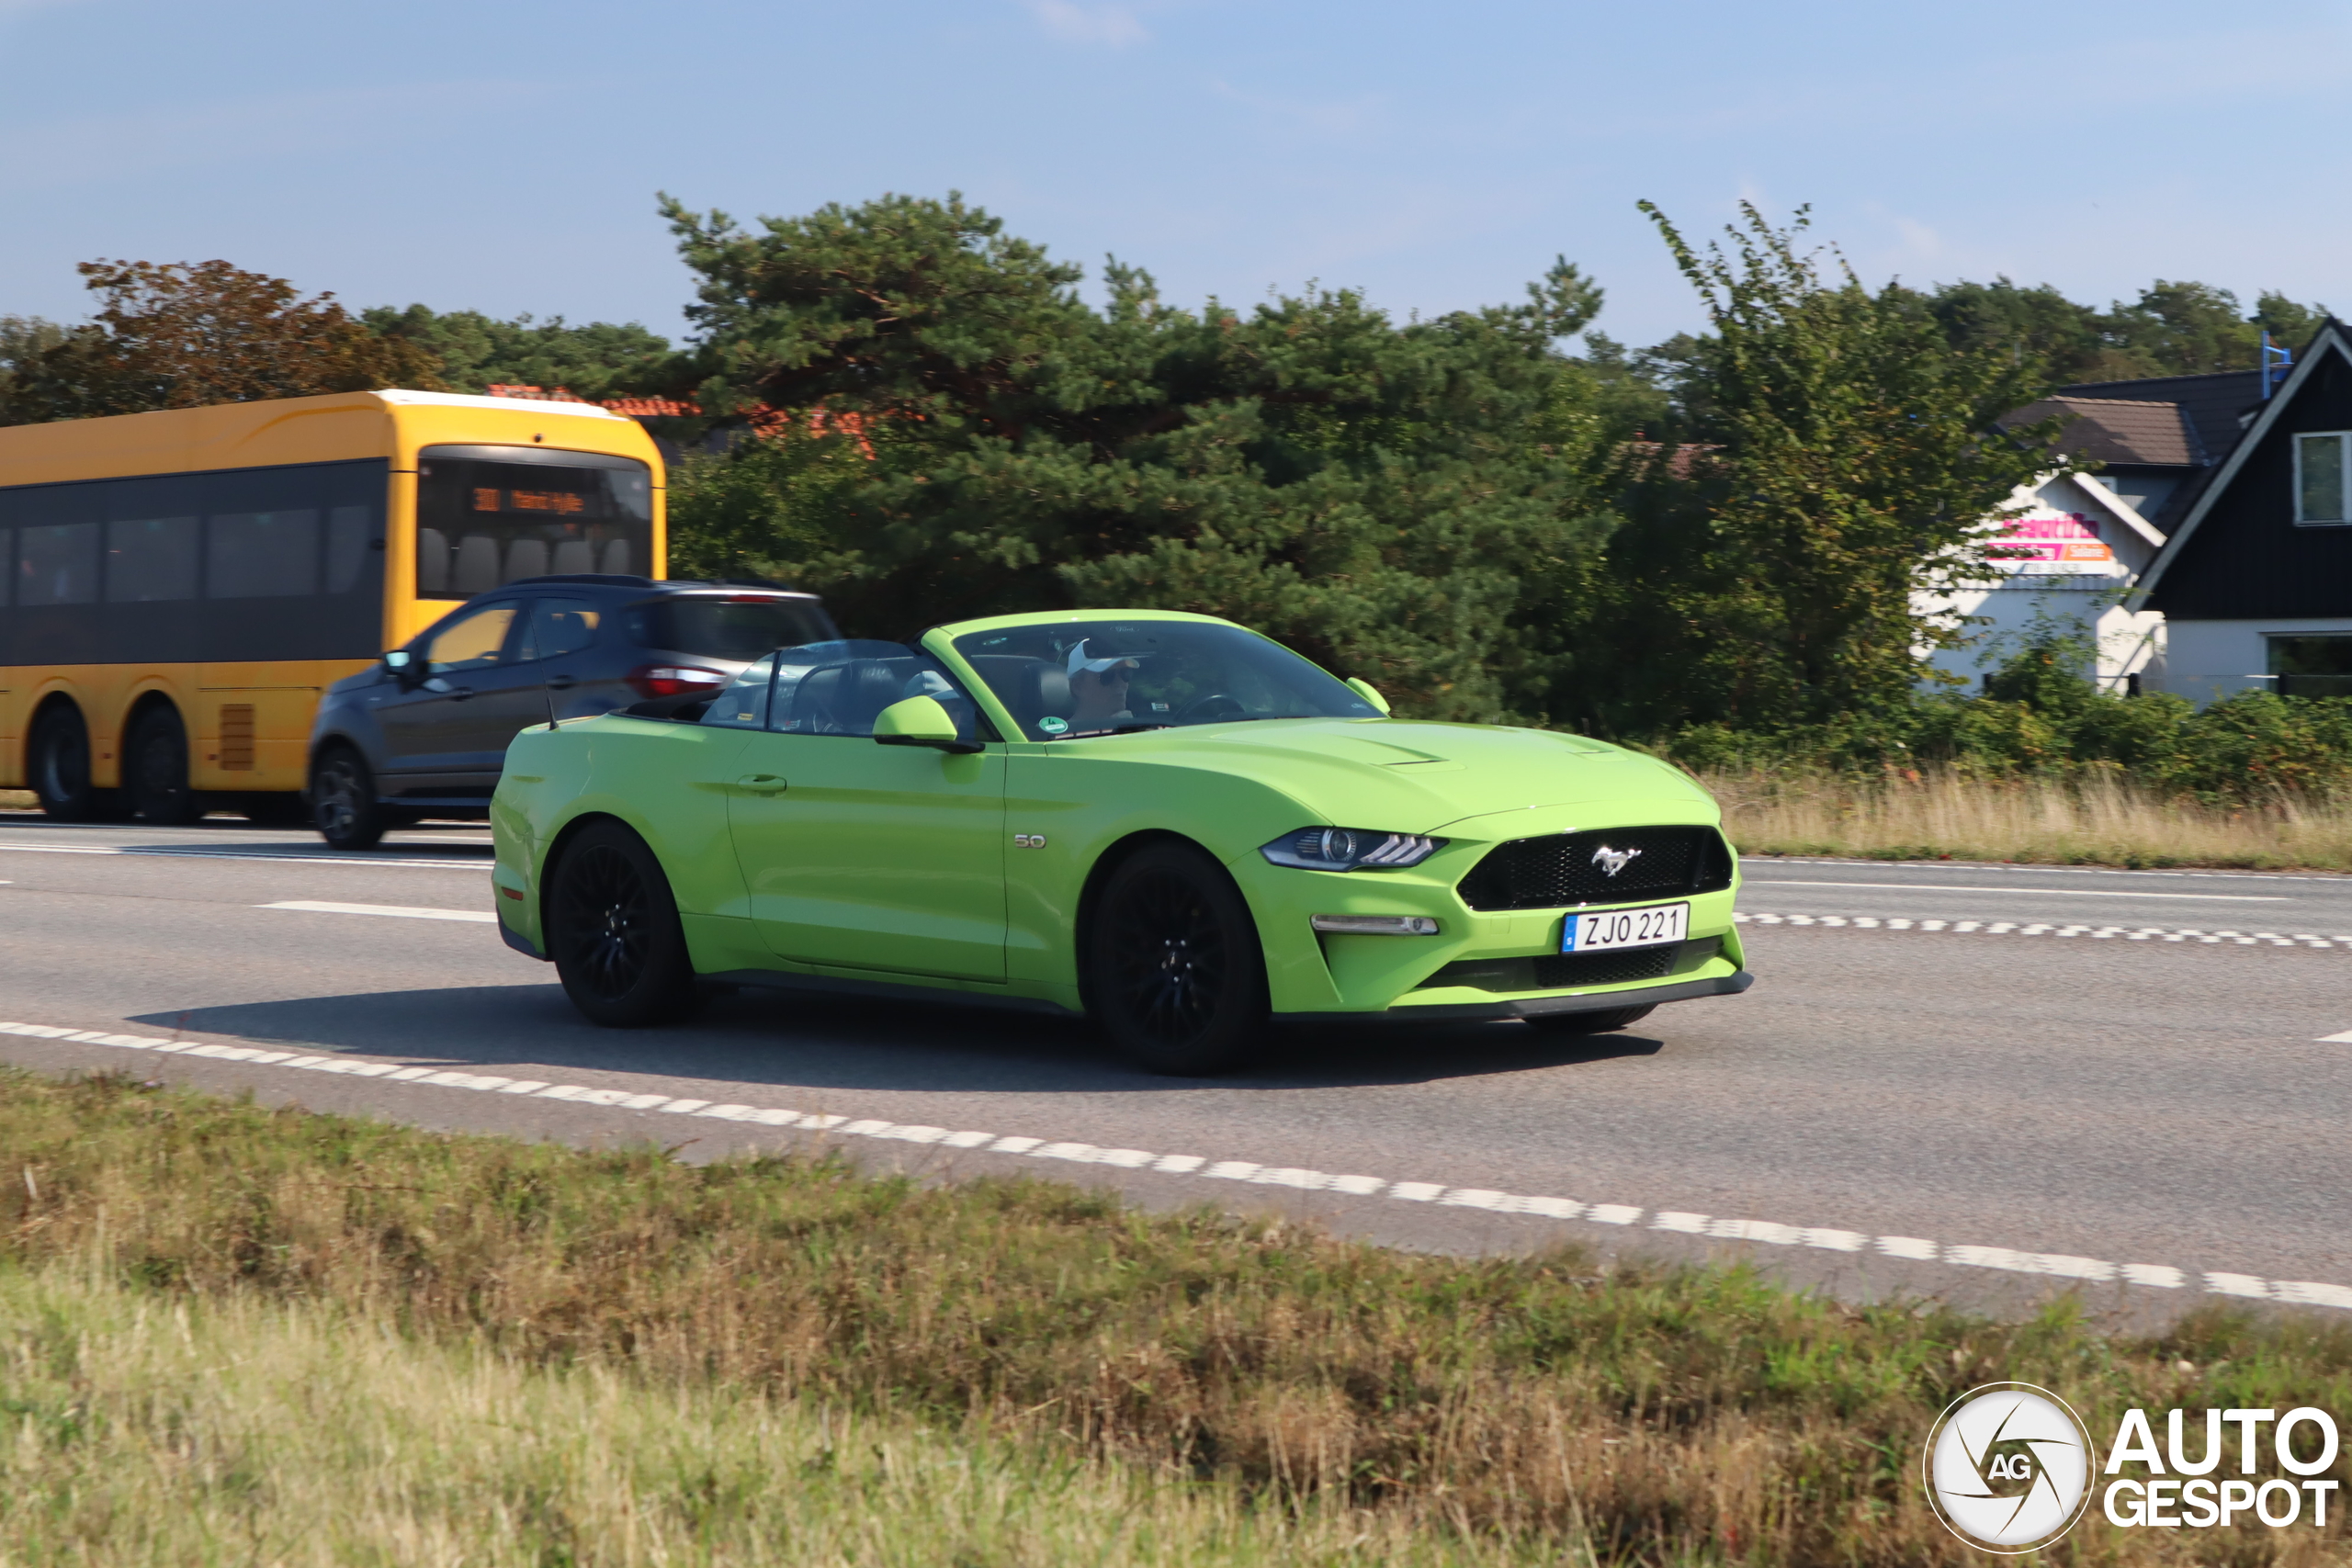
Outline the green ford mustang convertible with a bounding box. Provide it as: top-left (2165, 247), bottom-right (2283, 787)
top-left (491, 610), bottom-right (1751, 1073)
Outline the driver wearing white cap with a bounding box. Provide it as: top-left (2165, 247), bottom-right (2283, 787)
top-left (1065, 638), bottom-right (1147, 733)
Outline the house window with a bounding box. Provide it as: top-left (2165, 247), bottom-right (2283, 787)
top-left (2268, 635), bottom-right (2352, 698)
top-left (2294, 432), bottom-right (2350, 524)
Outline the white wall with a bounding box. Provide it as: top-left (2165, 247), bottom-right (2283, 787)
top-left (1917, 472), bottom-right (2169, 693)
top-left (2151, 618), bottom-right (2352, 705)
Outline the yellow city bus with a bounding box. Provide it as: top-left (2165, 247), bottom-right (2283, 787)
top-left (0, 389), bottom-right (664, 822)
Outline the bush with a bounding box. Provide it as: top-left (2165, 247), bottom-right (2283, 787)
top-left (1654, 641), bottom-right (2352, 807)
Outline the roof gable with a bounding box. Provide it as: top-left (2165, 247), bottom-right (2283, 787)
top-left (2127, 320), bottom-right (2352, 609)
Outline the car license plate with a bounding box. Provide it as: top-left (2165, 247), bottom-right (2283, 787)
top-left (1563, 902), bottom-right (1688, 953)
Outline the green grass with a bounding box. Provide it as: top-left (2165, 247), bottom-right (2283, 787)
top-left (1707, 767), bottom-right (2352, 873)
top-left (4, 1069), bottom-right (2351, 1563)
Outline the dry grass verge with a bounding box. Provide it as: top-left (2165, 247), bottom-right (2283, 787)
top-left (0, 1269), bottom-right (1512, 1568)
top-left (1707, 768), bottom-right (2352, 872)
top-left (6, 1072), bottom-right (2352, 1563)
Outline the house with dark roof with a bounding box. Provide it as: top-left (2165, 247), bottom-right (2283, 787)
top-left (1920, 389), bottom-right (2215, 692)
top-left (2126, 323), bottom-right (2352, 702)
top-left (1919, 363), bottom-right (2319, 697)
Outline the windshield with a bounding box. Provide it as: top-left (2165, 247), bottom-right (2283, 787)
top-left (414, 446), bottom-right (652, 599)
top-left (951, 619), bottom-right (1378, 740)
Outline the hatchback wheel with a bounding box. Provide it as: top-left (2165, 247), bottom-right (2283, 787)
top-left (126, 705), bottom-right (203, 825)
top-left (310, 746), bottom-right (388, 851)
top-left (1086, 841), bottom-right (1268, 1075)
top-left (548, 823), bottom-right (701, 1027)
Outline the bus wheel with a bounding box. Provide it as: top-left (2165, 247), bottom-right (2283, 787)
top-left (126, 706), bottom-right (204, 826)
top-left (309, 745), bottom-right (388, 851)
top-left (29, 705), bottom-right (99, 822)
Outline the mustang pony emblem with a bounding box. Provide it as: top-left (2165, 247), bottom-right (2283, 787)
top-left (1590, 845), bottom-right (1642, 878)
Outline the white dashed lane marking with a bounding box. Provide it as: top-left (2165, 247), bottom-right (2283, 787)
top-left (1746, 879), bottom-right (2289, 902)
top-left (260, 901), bottom-right (496, 923)
top-left (3, 1016), bottom-right (2345, 1314)
top-left (1736, 912), bottom-right (2352, 949)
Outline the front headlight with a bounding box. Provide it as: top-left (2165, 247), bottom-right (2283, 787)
top-left (1260, 827), bottom-right (1444, 872)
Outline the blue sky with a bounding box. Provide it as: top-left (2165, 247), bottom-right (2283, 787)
top-left (2, 0), bottom-right (2346, 351)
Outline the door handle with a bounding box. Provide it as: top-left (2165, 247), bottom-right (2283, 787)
top-left (734, 774), bottom-right (789, 794)
top-left (447, 686), bottom-right (477, 702)
top-left (546, 675), bottom-right (578, 690)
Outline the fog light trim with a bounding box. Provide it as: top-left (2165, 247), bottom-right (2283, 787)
top-left (1311, 915), bottom-right (1441, 936)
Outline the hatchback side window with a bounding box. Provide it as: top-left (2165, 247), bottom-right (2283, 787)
top-left (517, 596), bottom-right (600, 663)
top-left (424, 602), bottom-right (521, 674)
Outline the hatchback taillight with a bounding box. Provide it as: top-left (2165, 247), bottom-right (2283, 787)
top-left (627, 663), bottom-right (729, 700)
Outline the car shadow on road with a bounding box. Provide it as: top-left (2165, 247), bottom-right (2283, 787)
top-left (135, 982), bottom-right (1669, 1094)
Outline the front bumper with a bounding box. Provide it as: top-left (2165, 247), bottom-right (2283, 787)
top-left (1276, 968), bottom-right (1752, 1022)
top-left (1235, 800), bottom-right (1748, 1018)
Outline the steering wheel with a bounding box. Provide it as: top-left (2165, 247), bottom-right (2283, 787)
top-left (1174, 692), bottom-right (1247, 722)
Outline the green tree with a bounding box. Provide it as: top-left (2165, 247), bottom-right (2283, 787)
top-left (2102, 279), bottom-right (2261, 376)
top-left (0, 261), bottom-right (440, 424)
top-left (363, 305), bottom-right (676, 400)
top-left (1564, 204), bottom-right (2057, 732)
top-left (2253, 290), bottom-right (2330, 354)
top-left (662, 192), bottom-right (1624, 718)
top-left (1924, 277), bottom-right (2108, 382)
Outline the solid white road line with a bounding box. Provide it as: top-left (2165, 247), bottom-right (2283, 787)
top-left (260, 900), bottom-right (496, 923)
top-left (2320, 1031), bottom-right (2352, 1043)
top-left (0, 1014), bottom-right (2342, 1315)
top-left (0, 841), bottom-right (485, 870)
top-left (1736, 912), bottom-right (2352, 948)
top-left (1746, 879), bottom-right (2290, 902)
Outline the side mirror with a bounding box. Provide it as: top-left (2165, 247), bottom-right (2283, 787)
top-left (382, 649), bottom-right (421, 686)
top-left (873, 695), bottom-right (984, 755)
top-left (1345, 677), bottom-right (1392, 716)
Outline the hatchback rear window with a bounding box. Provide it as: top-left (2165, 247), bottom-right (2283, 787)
top-left (626, 596), bottom-right (836, 660)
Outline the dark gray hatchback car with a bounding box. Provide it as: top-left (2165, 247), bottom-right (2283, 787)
top-left (307, 574), bottom-right (836, 849)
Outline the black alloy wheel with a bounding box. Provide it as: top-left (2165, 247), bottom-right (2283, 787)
top-left (30, 704), bottom-right (102, 822)
top-left (1524, 1003), bottom-right (1656, 1036)
top-left (126, 705), bottom-right (203, 825)
top-left (1087, 841), bottom-right (1268, 1075)
top-left (309, 746), bottom-right (389, 851)
top-left (547, 822), bottom-right (701, 1027)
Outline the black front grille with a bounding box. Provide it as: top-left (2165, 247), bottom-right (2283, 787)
top-left (1532, 944), bottom-right (1677, 988)
top-left (1455, 826), bottom-right (1732, 911)
top-left (1427, 938), bottom-right (1720, 994)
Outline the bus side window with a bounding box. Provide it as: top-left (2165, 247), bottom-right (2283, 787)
top-left (209, 510), bottom-right (320, 599)
top-left (18, 523), bottom-right (99, 606)
top-left (325, 505), bottom-right (371, 595)
top-left (105, 515), bottom-right (199, 603)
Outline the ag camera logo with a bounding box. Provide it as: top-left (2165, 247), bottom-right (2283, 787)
top-left (1923, 1383), bottom-right (2096, 1553)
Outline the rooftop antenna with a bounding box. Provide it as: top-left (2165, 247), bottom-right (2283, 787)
top-left (2262, 331), bottom-right (2294, 400)
top-left (543, 675), bottom-right (560, 731)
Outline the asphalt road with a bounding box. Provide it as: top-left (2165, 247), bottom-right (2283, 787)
top-left (5, 814), bottom-right (2351, 1324)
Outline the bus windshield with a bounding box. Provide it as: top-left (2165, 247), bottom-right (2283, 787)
top-left (415, 446), bottom-right (651, 598)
